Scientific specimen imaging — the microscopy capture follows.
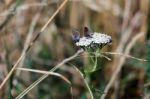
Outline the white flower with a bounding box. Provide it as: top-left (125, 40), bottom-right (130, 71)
top-left (75, 32), bottom-right (111, 47)
top-left (92, 32), bottom-right (112, 44)
top-left (76, 37), bottom-right (93, 46)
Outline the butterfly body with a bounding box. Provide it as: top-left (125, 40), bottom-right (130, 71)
top-left (84, 27), bottom-right (93, 38)
top-left (72, 30), bottom-right (80, 43)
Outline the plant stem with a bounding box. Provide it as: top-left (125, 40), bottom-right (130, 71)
top-left (73, 66), bottom-right (94, 99)
top-left (84, 77), bottom-right (94, 99)
top-left (0, 0), bottom-right (68, 90)
top-left (92, 49), bottom-right (99, 72)
top-left (85, 48), bottom-right (95, 64)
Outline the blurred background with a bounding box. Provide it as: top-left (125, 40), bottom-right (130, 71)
top-left (0, 0), bottom-right (149, 99)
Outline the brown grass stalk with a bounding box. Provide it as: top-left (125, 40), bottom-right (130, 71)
top-left (0, 0), bottom-right (68, 90)
top-left (100, 32), bottom-right (144, 99)
top-left (15, 49), bottom-right (83, 99)
top-left (16, 68), bottom-right (71, 85)
top-left (16, 4), bottom-right (42, 77)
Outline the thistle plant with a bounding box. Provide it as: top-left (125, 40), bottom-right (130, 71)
top-left (72, 27), bottom-right (112, 73)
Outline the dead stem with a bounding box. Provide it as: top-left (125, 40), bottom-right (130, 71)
top-left (15, 49), bottom-right (83, 99)
top-left (100, 32), bottom-right (144, 99)
top-left (0, 0), bottom-right (68, 90)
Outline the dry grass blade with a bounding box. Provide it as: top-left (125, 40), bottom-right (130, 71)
top-left (0, 0), bottom-right (68, 90)
top-left (16, 12), bottom-right (41, 77)
top-left (40, 0), bottom-right (68, 32)
top-left (75, 52), bottom-right (112, 61)
top-left (0, 0), bottom-right (20, 30)
top-left (144, 82), bottom-right (150, 87)
top-left (16, 68), bottom-right (71, 85)
top-left (72, 65), bottom-right (94, 99)
top-left (15, 49), bottom-right (83, 99)
top-left (83, 51), bottom-right (146, 62)
top-left (16, 67), bottom-right (72, 99)
top-left (100, 32), bottom-right (144, 99)
top-left (101, 52), bottom-right (147, 62)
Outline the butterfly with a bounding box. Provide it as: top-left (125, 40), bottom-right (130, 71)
top-left (72, 29), bottom-right (80, 43)
top-left (84, 27), bottom-right (93, 38)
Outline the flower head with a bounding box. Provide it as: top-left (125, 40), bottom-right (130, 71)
top-left (92, 33), bottom-right (112, 44)
top-left (72, 27), bottom-right (112, 49)
top-left (76, 37), bottom-right (93, 46)
top-left (72, 27), bottom-right (112, 73)
top-left (76, 32), bottom-right (111, 47)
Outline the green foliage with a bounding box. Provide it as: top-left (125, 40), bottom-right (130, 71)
top-left (146, 41), bottom-right (150, 80)
top-left (146, 0), bottom-right (150, 85)
top-left (38, 45), bottom-right (52, 60)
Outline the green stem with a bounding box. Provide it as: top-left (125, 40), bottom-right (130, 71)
top-left (84, 77), bottom-right (94, 99)
top-left (73, 66), bottom-right (94, 99)
top-left (85, 48), bottom-right (95, 64)
top-left (92, 49), bottom-right (99, 72)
